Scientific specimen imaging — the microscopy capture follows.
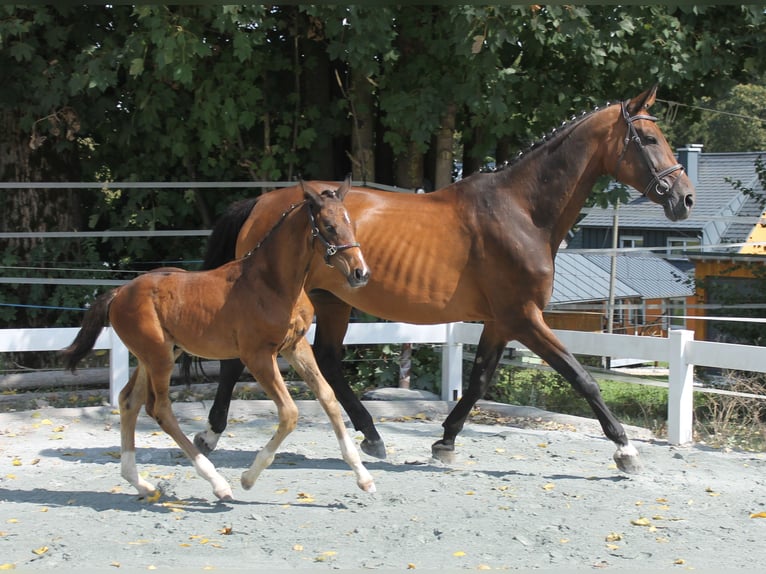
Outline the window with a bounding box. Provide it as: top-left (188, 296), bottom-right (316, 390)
top-left (665, 297), bottom-right (686, 330)
top-left (667, 237), bottom-right (699, 257)
top-left (620, 235), bottom-right (644, 249)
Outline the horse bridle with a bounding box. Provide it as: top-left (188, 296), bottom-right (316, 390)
top-left (617, 101), bottom-right (684, 199)
top-left (243, 199), bottom-right (360, 267)
top-left (306, 199), bottom-right (361, 266)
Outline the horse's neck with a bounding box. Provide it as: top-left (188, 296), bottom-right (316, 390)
top-left (240, 211), bottom-right (312, 298)
top-left (497, 116), bottom-right (609, 249)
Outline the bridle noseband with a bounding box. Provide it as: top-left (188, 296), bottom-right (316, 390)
top-left (307, 201), bottom-right (361, 267)
top-left (617, 101), bottom-right (684, 199)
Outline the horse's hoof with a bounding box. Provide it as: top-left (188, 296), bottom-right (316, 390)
top-left (216, 489), bottom-right (234, 501)
top-left (613, 443), bottom-right (643, 474)
top-left (193, 432), bottom-right (214, 456)
top-left (363, 481), bottom-right (377, 494)
top-left (431, 441), bottom-right (456, 464)
top-left (361, 438), bottom-right (387, 460)
top-left (240, 472), bottom-right (256, 491)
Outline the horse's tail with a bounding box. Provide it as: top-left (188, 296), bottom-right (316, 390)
top-left (201, 197), bottom-right (259, 270)
top-left (180, 196), bottom-right (259, 383)
top-left (60, 289), bottom-right (118, 373)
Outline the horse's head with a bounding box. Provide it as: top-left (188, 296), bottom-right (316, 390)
top-left (610, 85), bottom-right (695, 222)
top-left (302, 175), bottom-right (370, 288)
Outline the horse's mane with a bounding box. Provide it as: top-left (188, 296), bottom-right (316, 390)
top-left (480, 101), bottom-right (617, 176)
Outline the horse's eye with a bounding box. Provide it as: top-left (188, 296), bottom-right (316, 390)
top-left (325, 224), bottom-right (336, 234)
top-left (644, 135), bottom-right (658, 145)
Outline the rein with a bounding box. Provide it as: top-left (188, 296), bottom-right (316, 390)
top-left (616, 101), bottom-right (684, 198)
top-left (242, 199), bottom-right (359, 267)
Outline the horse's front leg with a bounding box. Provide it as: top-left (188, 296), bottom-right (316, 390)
top-left (432, 324), bottom-right (506, 463)
top-left (282, 338), bottom-right (375, 493)
top-left (240, 354), bottom-right (299, 490)
top-left (312, 291), bottom-right (386, 459)
top-left (194, 358), bottom-right (246, 454)
top-left (519, 311), bottom-right (642, 473)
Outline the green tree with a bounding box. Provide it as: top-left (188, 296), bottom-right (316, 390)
top-left (3, 4), bottom-right (766, 335)
top-left (664, 83), bottom-right (766, 152)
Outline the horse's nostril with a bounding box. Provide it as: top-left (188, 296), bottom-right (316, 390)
top-left (685, 194), bottom-right (695, 209)
top-left (354, 268), bottom-right (370, 284)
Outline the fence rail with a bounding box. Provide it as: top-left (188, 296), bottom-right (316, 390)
top-left (3, 323), bottom-right (765, 446)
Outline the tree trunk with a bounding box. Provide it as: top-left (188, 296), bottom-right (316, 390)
top-left (350, 66), bottom-right (376, 184)
top-left (394, 141), bottom-right (423, 190)
top-left (434, 103), bottom-right (457, 189)
top-left (0, 108), bottom-right (85, 340)
top-left (461, 122), bottom-right (486, 178)
top-left (303, 34), bottom-right (334, 179)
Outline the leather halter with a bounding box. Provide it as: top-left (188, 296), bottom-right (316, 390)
top-left (617, 101), bottom-right (684, 198)
top-left (243, 199), bottom-right (360, 267)
top-left (307, 200), bottom-right (361, 267)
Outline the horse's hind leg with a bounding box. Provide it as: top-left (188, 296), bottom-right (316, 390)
top-left (194, 358), bottom-right (246, 454)
top-left (282, 338), bottom-right (375, 492)
top-left (432, 323), bottom-right (507, 463)
top-left (240, 354), bottom-right (299, 490)
top-left (119, 364), bottom-right (157, 497)
top-left (144, 356), bottom-right (233, 500)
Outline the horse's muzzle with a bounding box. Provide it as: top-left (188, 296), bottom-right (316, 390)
top-left (348, 267), bottom-right (370, 288)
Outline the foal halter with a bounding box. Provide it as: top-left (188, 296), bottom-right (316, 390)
top-left (307, 201), bottom-right (361, 266)
top-left (242, 199), bottom-right (359, 267)
top-left (617, 101), bottom-right (684, 199)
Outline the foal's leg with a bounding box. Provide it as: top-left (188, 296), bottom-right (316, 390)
top-left (432, 323), bottom-right (507, 463)
top-left (119, 365), bottom-right (157, 497)
top-left (240, 354), bottom-right (299, 490)
top-left (517, 310), bottom-right (642, 473)
top-left (282, 338), bottom-right (375, 492)
top-left (194, 358), bottom-right (246, 454)
top-left (311, 290), bottom-right (386, 459)
top-left (144, 355), bottom-right (233, 500)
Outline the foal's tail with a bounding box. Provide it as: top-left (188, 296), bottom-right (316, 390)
top-left (60, 289), bottom-right (118, 373)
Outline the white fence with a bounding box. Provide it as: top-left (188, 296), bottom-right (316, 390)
top-left (3, 323), bottom-right (766, 446)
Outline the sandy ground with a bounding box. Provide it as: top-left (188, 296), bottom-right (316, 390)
top-left (1, 398), bottom-right (765, 572)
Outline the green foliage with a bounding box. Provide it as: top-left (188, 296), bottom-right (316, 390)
top-left (665, 83), bottom-right (766, 152)
top-left (3, 4), bottom-right (766, 333)
top-left (342, 344), bottom-right (442, 395)
top-left (485, 365), bottom-right (671, 431)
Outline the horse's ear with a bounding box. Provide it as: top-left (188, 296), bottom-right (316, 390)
top-left (626, 84), bottom-right (659, 115)
top-left (300, 180), bottom-right (323, 208)
top-left (335, 173), bottom-right (352, 201)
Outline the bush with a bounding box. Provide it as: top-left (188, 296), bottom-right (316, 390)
top-left (694, 371), bottom-right (766, 451)
top-left (485, 365), bottom-right (670, 434)
top-left (342, 344), bottom-right (442, 395)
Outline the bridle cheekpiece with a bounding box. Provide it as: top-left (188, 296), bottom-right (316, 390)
top-left (618, 101), bottom-right (684, 199)
top-left (307, 200), bottom-right (361, 267)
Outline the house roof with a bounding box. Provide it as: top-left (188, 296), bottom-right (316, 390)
top-left (576, 151), bottom-right (766, 242)
top-left (550, 253), bottom-right (639, 305)
top-left (549, 252), bottom-right (692, 306)
top-left (582, 253), bottom-right (694, 300)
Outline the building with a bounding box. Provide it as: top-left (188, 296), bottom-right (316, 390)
top-left (562, 145), bottom-right (766, 340)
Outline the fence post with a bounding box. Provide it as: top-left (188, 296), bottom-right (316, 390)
top-left (109, 328), bottom-right (130, 407)
top-left (441, 323), bottom-right (463, 401)
top-left (667, 329), bottom-right (694, 445)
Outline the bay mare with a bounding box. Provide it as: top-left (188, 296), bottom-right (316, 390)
top-left (62, 179), bottom-right (376, 499)
top-left (194, 86), bottom-right (695, 474)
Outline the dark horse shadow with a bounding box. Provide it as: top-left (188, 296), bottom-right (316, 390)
top-left (0, 486), bottom-right (233, 514)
